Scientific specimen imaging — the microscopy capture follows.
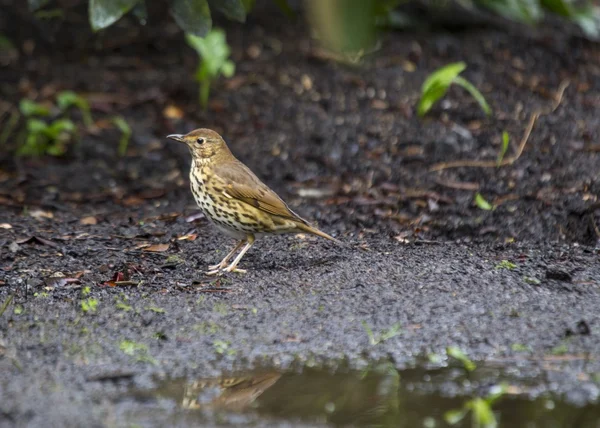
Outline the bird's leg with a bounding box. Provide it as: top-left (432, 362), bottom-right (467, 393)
top-left (222, 235), bottom-right (255, 274)
top-left (207, 240), bottom-right (246, 275)
top-left (208, 240), bottom-right (245, 270)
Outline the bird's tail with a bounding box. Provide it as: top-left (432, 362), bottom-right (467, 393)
top-left (295, 222), bottom-right (343, 246)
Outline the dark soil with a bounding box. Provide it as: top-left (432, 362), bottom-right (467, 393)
top-left (1, 1), bottom-right (600, 426)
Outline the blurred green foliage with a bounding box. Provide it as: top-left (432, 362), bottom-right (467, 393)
top-left (445, 384), bottom-right (508, 428)
top-left (112, 116), bottom-right (132, 156)
top-left (25, 0), bottom-right (599, 43)
top-left (186, 29), bottom-right (235, 109)
top-left (28, 0), bottom-right (293, 37)
top-left (418, 62), bottom-right (491, 117)
top-left (7, 91), bottom-right (92, 157)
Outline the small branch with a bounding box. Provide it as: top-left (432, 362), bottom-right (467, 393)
top-left (429, 80), bottom-right (569, 172)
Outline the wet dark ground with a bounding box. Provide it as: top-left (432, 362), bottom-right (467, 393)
top-left (1, 1), bottom-right (600, 426)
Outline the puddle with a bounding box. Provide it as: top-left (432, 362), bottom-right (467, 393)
top-left (124, 363), bottom-right (600, 427)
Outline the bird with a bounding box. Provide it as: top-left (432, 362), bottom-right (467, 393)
top-left (167, 128), bottom-right (340, 275)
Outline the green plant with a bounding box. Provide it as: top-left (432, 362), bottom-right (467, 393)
top-left (16, 92), bottom-right (93, 156)
top-left (447, 346), bottom-right (476, 372)
top-left (418, 62), bottom-right (491, 117)
top-left (119, 339), bottom-right (157, 364)
top-left (186, 29), bottom-right (235, 109)
top-left (18, 118), bottom-right (76, 156)
top-left (213, 339), bottom-right (230, 354)
top-left (27, 0), bottom-right (291, 36)
top-left (475, 0), bottom-right (600, 39)
top-left (495, 260), bottom-right (516, 270)
top-left (497, 131), bottom-right (510, 166)
top-left (511, 343), bottom-right (531, 352)
top-left (81, 297), bottom-right (98, 313)
top-left (57, 90), bottom-right (93, 127)
top-left (361, 321), bottom-right (402, 345)
top-left (474, 193), bottom-right (494, 211)
top-left (445, 384), bottom-right (507, 428)
top-left (116, 301), bottom-right (133, 311)
top-left (112, 116), bottom-right (131, 156)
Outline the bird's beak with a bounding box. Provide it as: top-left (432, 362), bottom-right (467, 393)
top-left (166, 134), bottom-right (185, 142)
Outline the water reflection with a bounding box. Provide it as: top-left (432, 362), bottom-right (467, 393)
top-left (132, 363), bottom-right (600, 427)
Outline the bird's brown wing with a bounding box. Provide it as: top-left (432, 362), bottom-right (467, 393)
top-left (213, 162), bottom-right (308, 224)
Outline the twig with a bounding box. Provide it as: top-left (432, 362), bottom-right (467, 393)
top-left (430, 80), bottom-right (569, 172)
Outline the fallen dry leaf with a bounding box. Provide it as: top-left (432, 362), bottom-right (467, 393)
top-left (0, 223), bottom-right (12, 229)
top-left (80, 216), bottom-right (98, 225)
top-left (163, 104), bottom-right (184, 119)
top-left (29, 209), bottom-right (53, 220)
top-left (102, 271), bottom-right (126, 287)
top-left (15, 236), bottom-right (59, 248)
top-left (177, 233), bottom-right (198, 241)
top-left (143, 243), bottom-right (170, 252)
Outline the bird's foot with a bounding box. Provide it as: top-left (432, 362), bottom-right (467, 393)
top-left (205, 266), bottom-right (247, 276)
top-left (223, 266), bottom-right (246, 274)
top-left (208, 262), bottom-right (226, 271)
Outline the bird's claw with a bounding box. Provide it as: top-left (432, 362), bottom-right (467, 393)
top-left (205, 266), bottom-right (247, 276)
top-left (208, 263), bottom-right (225, 271)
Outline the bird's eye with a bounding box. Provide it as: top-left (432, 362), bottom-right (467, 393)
top-left (196, 138), bottom-right (205, 145)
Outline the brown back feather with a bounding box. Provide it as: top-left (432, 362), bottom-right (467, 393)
top-left (213, 162), bottom-right (309, 225)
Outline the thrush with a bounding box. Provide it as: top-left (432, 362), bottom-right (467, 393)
top-left (167, 128), bottom-right (340, 275)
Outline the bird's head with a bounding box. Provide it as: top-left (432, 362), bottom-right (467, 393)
top-left (167, 128), bottom-right (231, 163)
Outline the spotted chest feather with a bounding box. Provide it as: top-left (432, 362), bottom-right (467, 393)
top-left (189, 165), bottom-right (272, 234)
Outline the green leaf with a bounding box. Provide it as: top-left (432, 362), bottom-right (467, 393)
top-left (171, 0), bottom-right (212, 37)
top-left (89, 0), bottom-right (141, 31)
top-left (418, 62), bottom-right (466, 117)
top-left (28, 0), bottom-right (49, 11)
top-left (447, 346), bottom-right (476, 372)
top-left (470, 398), bottom-right (497, 428)
top-left (444, 408), bottom-right (468, 425)
top-left (81, 297), bottom-right (98, 313)
top-left (186, 30), bottom-right (232, 77)
top-left (119, 339), bottom-right (147, 355)
top-left (478, 0), bottom-right (543, 25)
top-left (57, 91), bottom-right (93, 127)
top-left (26, 118), bottom-right (49, 134)
top-left (572, 6), bottom-right (600, 40)
top-left (485, 383), bottom-right (508, 405)
top-left (453, 75), bottom-right (491, 116)
top-left (495, 260), bottom-right (516, 270)
top-left (112, 116), bottom-right (132, 156)
top-left (497, 131), bottom-right (510, 166)
top-left (47, 118), bottom-right (75, 136)
top-left (186, 29), bottom-right (234, 108)
top-left (221, 60), bottom-right (235, 77)
top-left (474, 193), bottom-right (493, 211)
top-left (511, 343), bottom-right (531, 352)
top-left (208, 0), bottom-right (246, 22)
top-left (19, 99), bottom-right (50, 117)
top-left (541, 0), bottom-right (572, 17)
